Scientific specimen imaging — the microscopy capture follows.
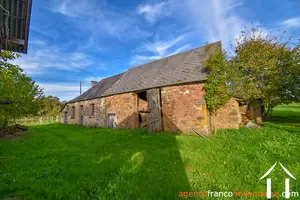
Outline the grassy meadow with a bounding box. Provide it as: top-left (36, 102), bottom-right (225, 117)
top-left (0, 104), bottom-right (299, 199)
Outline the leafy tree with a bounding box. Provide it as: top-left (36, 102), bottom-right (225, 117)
top-left (232, 28), bottom-right (300, 115)
top-left (204, 27), bottom-right (300, 118)
top-left (204, 46), bottom-right (230, 112)
top-left (38, 95), bottom-right (63, 116)
top-left (0, 51), bottom-right (43, 128)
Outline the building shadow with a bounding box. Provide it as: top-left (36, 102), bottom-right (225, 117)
top-left (94, 113), bottom-right (191, 199)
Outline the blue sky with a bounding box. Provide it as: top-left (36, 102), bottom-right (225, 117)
top-left (15, 0), bottom-right (300, 101)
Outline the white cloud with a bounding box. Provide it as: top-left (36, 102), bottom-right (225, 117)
top-left (184, 0), bottom-right (246, 50)
top-left (11, 43), bottom-right (97, 76)
top-left (167, 44), bottom-right (191, 56)
top-left (143, 35), bottom-right (185, 56)
top-left (130, 55), bottom-right (162, 65)
top-left (51, 0), bottom-right (152, 41)
top-left (38, 82), bottom-right (89, 101)
top-left (130, 34), bottom-right (190, 65)
top-left (137, 2), bottom-right (168, 23)
top-left (281, 17), bottom-right (300, 28)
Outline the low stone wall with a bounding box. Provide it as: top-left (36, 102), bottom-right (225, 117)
top-left (212, 98), bottom-right (241, 129)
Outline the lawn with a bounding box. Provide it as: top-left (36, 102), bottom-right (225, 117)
top-left (0, 104), bottom-right (300, 199)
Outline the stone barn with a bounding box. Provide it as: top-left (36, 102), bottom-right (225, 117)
top-left (61, 41), bottom-right (262, 134)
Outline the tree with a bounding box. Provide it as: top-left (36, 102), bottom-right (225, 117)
top-left (231, 28), bottom-right (300, 115)
top-left (0, 51), bottom-right (43, 128)
top-left (38, 95), bottom-right (63, 116)
top-left (204, 27), bottom-right (300, 118)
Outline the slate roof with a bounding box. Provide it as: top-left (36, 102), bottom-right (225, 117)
top-left (69, 41), bottom-right (221, 103)
top-left (69, 73), bottom-right (123, 103)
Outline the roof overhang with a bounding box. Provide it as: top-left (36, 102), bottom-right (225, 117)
top-left (0, 0), bottom-right (33, 54)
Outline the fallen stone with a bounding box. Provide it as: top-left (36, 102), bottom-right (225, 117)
top-left (245, 121), bottom-right (262, 128)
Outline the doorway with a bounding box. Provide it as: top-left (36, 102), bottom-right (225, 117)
top-left (64, 111), bottom-right (68, 123)
top-left (146, 88), bottom-right (162, 133)
top-left (108, 113), bottom-right (116, 128)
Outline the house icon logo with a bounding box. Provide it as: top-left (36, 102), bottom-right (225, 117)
top-left (260, 162), bottom-right (296, 199)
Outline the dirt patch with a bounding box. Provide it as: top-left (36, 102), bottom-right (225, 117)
top-left (1, 124), bottom-right (28, 141)
top-left (2, 132), bottom-right (27, 141)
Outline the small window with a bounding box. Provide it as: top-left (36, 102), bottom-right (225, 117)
top-left (90, 104), bottom-right (95, 116)
top-left (71, 106), bottom-right (75, 119)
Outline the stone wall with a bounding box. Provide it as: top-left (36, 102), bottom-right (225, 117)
top-left (61, 98), bottom-right (107, 127)
top-left (62, 93), bottom-right (138, 129)
top-left (161, 83), bottom-right (209, 134)
top-left (62, 84), bottom-right (262, 134)
top-left (105, 93), bottom-right (138, 129)
top-left (138, 97), bottom-right (148, 112)
top-left (212, 98), bottom-right (241, 129)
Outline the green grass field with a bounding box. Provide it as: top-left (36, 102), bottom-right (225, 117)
top-left (0, 104), bottom-right (300, 199)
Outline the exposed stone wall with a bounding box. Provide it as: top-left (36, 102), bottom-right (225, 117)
top-left (105, 93), bottom-right (138, 129)
top-left (61, 84), bottom-right (262, 134)
top-left (62, 93), bottom-right (138, 129)
top-left (212, 98), bottom-right (241, 129)
top-left (138, 98), bottom-right (148, 112)
top-left (161, 83), bottom-right (209, 134)
top-left (61, 98), bottom-right (107, 127)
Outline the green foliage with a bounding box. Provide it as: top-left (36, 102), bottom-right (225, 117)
top-left (204, 27), bottom-right (300, 116)
top-left (0, 51), bottom-right (43, 128)
top-left (232, 28), bottom-right (300, 110)
top-left (0, 104), bottom-right (299, 199)
top-left (203, 46), bottom-right (230, 112)
top-left (38, 96), bottom-right (63, 116)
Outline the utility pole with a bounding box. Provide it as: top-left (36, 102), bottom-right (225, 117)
top-left (80, 81), bottom-right (82, 94)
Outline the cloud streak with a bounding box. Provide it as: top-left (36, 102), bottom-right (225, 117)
top-left (51, 0), bottom-right (152, 41)
top-left (184, 0), bottom-right (245, 50)
top-left (137, 2), bottom-right (168, 23)
top-left (281, 17), bottom-right (300, 28)
top-left (12, 48), bottom-right (95, 75)
top-left (130, 34), bottom-right (190, 65)
top-left (38, 82), bottom-right (89, 101)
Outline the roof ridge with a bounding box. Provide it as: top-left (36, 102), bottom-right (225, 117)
top-left (129, 40), bottom-right (221, 70)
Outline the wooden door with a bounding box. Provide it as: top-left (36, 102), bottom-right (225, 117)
top-left (108, 113), bottom-right (116, 128)
top-left (147, 88), bottom-right (162, 133)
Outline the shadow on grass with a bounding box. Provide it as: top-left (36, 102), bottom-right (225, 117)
top-left (0, 122), bottom-right (191, 199)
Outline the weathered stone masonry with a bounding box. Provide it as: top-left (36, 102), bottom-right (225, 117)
top-left (62, 93), bottom-right (138, 129)
top-left (161, 83), bottom-right (209, 134)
